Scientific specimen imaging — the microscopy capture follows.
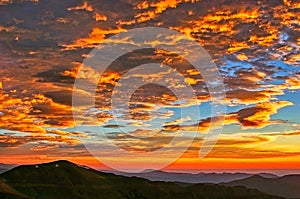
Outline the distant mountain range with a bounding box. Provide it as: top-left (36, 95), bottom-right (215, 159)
top-left (0, 160), bottom-right (283, 199)
top-left (116, 170), bottom-right (300, 198)
top-left (114, 170), bottom-right (278, 183)
top-left (223, 174), bottom-right (300, 199)
top-left (0, 163), bottom-right (16, 174)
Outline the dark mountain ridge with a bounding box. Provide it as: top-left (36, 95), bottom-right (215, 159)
top-left (113, 169), bottom-right (278, 183)
top-left (224, 174), bottom-right (300, 199)
top-left (0, 160), bottom-right (283, 199)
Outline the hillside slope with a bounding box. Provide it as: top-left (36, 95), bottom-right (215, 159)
top-left (224, 175), bottom-right (300, 198)
top-left (0, 179), bottom-right (30, 199)
top-left (0, 160), bottom-right (284, 199)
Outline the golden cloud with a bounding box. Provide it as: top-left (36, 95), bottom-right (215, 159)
top-left (61, 27), bottom-right (126, 50)
top-left (67, 1), bottom-right (93, 12)
top-left (164, 100), bottom-right (293, 132)
top-left (234, 101), bottom-right (293, 128)
top-left (135, 0), bottom-right (184, 23)
top-left (0, 90), bottom-right (74, 134)
top-left (174, 9), bottom-right (259, 40)
top-left (286, 75), bottom-right (300, 90)
top-left (181, 132), bottom-right (300, 159)
top-left (0, 133), bottom-right (81, 148)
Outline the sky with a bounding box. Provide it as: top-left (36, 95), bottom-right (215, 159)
top-left (0, 0), bottom-right (300, 173)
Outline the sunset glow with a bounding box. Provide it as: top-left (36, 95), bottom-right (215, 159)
top-left (0, 0), bottom-right (299, 174)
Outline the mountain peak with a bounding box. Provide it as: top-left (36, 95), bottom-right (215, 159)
top-left (0, 161), bottom-right (282, 199)
top-left (37, 159), bottom-right (75, 165)
top-left (16, 160), bottom-right (80, 170)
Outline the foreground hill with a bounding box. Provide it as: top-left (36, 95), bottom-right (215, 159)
top-left (115, 170), bottom-right (278, 183)
top-left (224, 175), bottom-right (300, 198)
top-left (0, 179), bottom-right (30, 199)
top-left (0, 160), bottom-right (283, 199)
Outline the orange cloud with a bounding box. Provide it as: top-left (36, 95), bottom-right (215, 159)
top-left (135, 0), bottom-right (182, 23)
top-left (106, 129), bottom-right (174, 152)
top-left (136, 1), bottom-right (149, 9)
top-left (94, 12), bottom-right (107, 21)
top-left (228, 41), bottom-right (250, 53)
top-left (164, 101), bottom-right (293, 132)
top-left (117, 19), bottom-right (136, 26)
top-left (61, 64), bottom-right (80, 79)
top-left (99, 72), bottom-right (121, 86)
top-left (275, 2), bottom-right (300, 30)
top-left (67, 1), bottom-right (93, 12)
top-left (174, 9), bottom-right (259, 40)
top-left (67, 1), bottom-right (107, 22)
top-left (0, 91), bottom-right (74, 134)
top-left (0, 0), bottom-right (10, 5)
top-left (0, 92), bottom-right (46, 134)
top-left (61, 27), bottom-right (126, 50)
top-left (286, 75), bottom-right (300, 90)
top-left (47, 130), bottom-right (88, 138)
top-left (0, 133), bottom-right (81, 148)
top-left (249, 32), bottom-right (278, 46)
top-left (234, 101), bottom-right (293, 128)
top-left (268, 130), bottom-right (300, 137)
top-left (285, 53), bottom-right (300, 65)
top-left (283, 131), bottom-right (300, 136)
top-left (184, 77), bottom-right (200, 85)
top-left (225, 89), bottom-right (283, 105)
top-left (31, 94), bottom-right (73, 127)
top-left (178, 131), bottom-right (300, 162)
top-left (181, 134), bottom-right (272, 158)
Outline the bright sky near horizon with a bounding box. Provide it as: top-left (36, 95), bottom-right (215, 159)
top-left (0, 0), bottom-right (300, 173)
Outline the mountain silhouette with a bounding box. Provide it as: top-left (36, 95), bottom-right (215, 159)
top-left (0, 160), bottom-right (283, 199)
top-left (114, 170), bottom-right (278, 183)
top-left (224, 174), bottom-right (300, 198)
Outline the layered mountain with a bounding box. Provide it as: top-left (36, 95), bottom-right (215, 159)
top-left (224, 175), bottom-right (300, 199)
top-left (114, 170), bottom-right (278, 183)
top-left (0, 160), bottom-right (283, 199)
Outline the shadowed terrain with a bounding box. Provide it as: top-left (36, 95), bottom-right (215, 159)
top-left (114, 169), bottom-right (278, 183)
top-left (224, 174), bottom-right (300, 199)
top-left (0, 160), bottom-right (284, 199)
top-left (0, 179), bottom-right (30, 199)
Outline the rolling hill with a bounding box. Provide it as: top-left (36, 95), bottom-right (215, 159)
top-left (0, 160), bottom-right (284, 199)
top-left (224, 174), bottom-right (300, 199)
